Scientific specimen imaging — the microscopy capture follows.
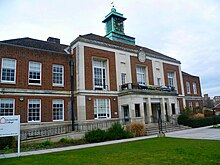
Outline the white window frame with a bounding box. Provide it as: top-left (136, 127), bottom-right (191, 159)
top-left (1, 58), bottom-right (16, 84)
top-left (94, 99), bottom-right (111, 119)
top-left (52, 99), bottom-right (64, 121)
top-left (28, 99), bottom-right (41, 122)
top-left (28, 61), bottom-right (42, 85)
top-left (52, 64), bottom-right (64, 87)
top-left (168, 72), bottom-right (175, 87)
top-left (93, 59), bottom-right (107, 90)
top-left (0, 98), bottom-right (15, 116)
top-left (136, 65), bottom-right (146, 85)
top-left (186, 81), bottom-right (191, 94)
top-left (193, 82), bottom-right (197, 95)
top-left (121, 73), bottom-right (126, 85)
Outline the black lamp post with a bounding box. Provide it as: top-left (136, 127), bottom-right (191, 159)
top-left (69, 48), bottom-right (75, 131)
top-left (157, 104), bottom-right (163, 134)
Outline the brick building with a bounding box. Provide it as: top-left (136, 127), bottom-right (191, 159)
top-left (182, 71), bottom-right (203, 111)
top-left (0, 8), bottom-right (203, 126)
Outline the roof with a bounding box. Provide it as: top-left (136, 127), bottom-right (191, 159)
top-left (0, 37), bottom-right (68, 54)
top-left (182, 71), bottom-right (199, 78)
top-left (73, 33), bottom-right (180, 64)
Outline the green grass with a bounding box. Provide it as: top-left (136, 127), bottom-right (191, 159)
top-left (212, 125), bottom-right (220, 128)
top-left (0, 138), bottom-right (220, 165)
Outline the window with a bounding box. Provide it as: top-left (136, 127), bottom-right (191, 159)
top-left (168, 72), bottom-right (175, 87)
top-left (1, 58), bottom-right (16, 83)
top-left (136, 66), bottom-right (146, 85)
top-left (157, 78), bottom-right (161, 86)
top-left (186, 81), bottom-right (191, 94)
top-left (94, 99), bottom-right (110, 119)
top-left (189, 102), bottom-right (193, 110)
top-left (135, 104), bottom-right (141, 117)
top-left (29, 62), bottom-right (41, 85)
top-left (28, 99), bottom-right (41, 122)
top-left (193, 82), bottom-right (197, 94)
top-left (53, 64), bottom-right (64, 86)
top-left (0, 99), bottom-right (15, 116)
top-left (53, 100), bottom-right (64, 121)
top-left (121, 73), bottom-right (126, 85)
top-left (93, 59), bottom-right (107, 90)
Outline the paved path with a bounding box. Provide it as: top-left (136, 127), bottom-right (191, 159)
top-left (166, 125), bottom-right (220, 140)
top-left (0, 125), bottom-right (219, 159)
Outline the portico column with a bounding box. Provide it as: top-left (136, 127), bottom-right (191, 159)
top-left (160, 98), bottom-right (166, 121)
top-left (147, 97), bottom-right (152, 123)
top-left (130, 103), bottom-right (135, 122)
top-left (167, 99), bottom-right (172, 119)
top-left (139, 102), bottom-right (145, 123)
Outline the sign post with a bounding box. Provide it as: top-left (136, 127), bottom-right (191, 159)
top-left (0, 115), bottom-right (20, 157)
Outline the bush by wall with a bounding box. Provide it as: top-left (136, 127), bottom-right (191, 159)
top-left (85, 123), bottom-right (133, 143)
top-left (0, 137), bottom-right (15, 150)
top-left (178, 115), bottom-right (220, 128)
top-left (126, 122), bottom-right (145, 137)
top-left (85, 129), bottom-right (106, 143)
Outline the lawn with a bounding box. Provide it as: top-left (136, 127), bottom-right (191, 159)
top-left (0, 137), bottom-right (219, 165)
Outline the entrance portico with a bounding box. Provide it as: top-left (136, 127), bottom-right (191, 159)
top-left (118, 94), bottom-right (178, 124)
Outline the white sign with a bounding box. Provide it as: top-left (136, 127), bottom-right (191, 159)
top-left (0, 115), bottom-right (20, 157)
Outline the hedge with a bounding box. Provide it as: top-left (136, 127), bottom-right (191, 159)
top-left (178, 115), bottom-right (220, 128)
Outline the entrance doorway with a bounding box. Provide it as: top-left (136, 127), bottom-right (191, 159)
top-left (122, 105), bottom-right (130, 124)
top-left (151, 103), bottom-right (161, 123)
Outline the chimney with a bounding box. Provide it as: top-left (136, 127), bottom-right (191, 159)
top-left (47, 37), bottom-right (60, 44)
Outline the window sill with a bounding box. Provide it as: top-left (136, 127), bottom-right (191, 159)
top-left (53, 85), bottom-right (64, 88)
top-left (1, 81), bottom-right (16, 84)
top-left (28, 83), bottom-right (42, 86)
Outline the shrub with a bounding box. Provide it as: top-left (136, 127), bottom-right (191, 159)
top-left (85, 123), bottom-right (133, 143)
top-left (105, 123), bottom-right (133, 140)
top-left (193, 113), bottom-right (204, 118)
top-left (85, 129), bottom-right (106, 143)
top-left (178, 115), bottom-right (220, 128)
top-left (59, 138), bottom-right (87, 145)
top-left (35, 140), bottom-right (54, 149)
top-left (126, 122), bottom-right (145, 137)
top-left (0, 137), bottom-right (15, 150)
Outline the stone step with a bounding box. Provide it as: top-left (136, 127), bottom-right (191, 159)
top-left (144, 124), bottom-right (191, 136)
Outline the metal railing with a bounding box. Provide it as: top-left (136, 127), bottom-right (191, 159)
top-left (119, 83), bottom-right (176, 92)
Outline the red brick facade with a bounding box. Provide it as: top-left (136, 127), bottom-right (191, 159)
top-left (0, 44), bottom-right (71, 90)
top-left (163, 63), bottom-right (182, 95)
top-left (85, 96), bottom-right (118, 120)
top-left (130, 56), bottom-right (154, 85)
top-left (0, 44), bottom-right (72, 123)
top-left (182, 72), bottom-right (202, 97)
top-left (84, 46), bottom-right (117, 91)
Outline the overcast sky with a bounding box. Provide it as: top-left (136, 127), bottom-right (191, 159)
top-left (0, 0), bottom-right (219, 98)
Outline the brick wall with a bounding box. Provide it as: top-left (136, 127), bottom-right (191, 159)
top-left (130, 56), bottom-right (154, 85)
top-left (0, 95), bottom-right (70, 123)
top-left (85, 96), bottom-right (118, 120)
top-left (163, 63), bottom-right (182, 95)
top-left (182, 73), bottom-right (202, 97)
top-left (0, 44), bottom-right (71, 90)
top-left (84, 46), bottom-right (117, 91)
